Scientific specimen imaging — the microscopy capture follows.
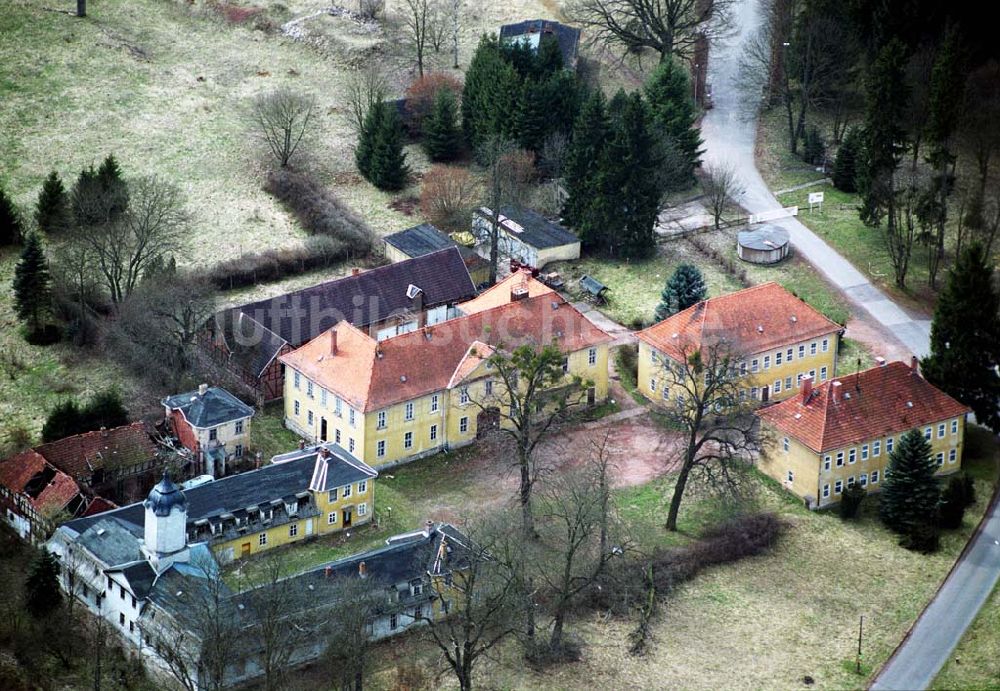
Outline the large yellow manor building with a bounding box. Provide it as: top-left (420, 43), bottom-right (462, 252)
top-left (280, 272), bottom-right (613, 467)
top-left (757, 359), bottom-right (971, 508)
top-left (636, 282), bottom-right (843, 405)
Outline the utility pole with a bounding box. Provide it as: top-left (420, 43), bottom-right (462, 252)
top-left (856, 614), bottom-right (864, 674)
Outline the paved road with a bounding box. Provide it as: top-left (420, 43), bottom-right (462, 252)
top-left (698, 0), bottom-right (931, 358)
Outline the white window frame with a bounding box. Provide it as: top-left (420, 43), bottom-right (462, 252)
top-left (823, 455), bottom-right (831, 471)
top-left (949, 448), bottom-right (957, 463)
top-left (459, 416), bottom-right (468, 434)
top-left (873, 440), bottom-right (881, 457)
top-left (405, 402), bottom-right (414, 421)
top-left (782, 437), bottom-right (790, 452)
top-left (289, 523), bottom-right (298, 537)
top-left (258, 532), bottom-right (267, 546)
top-left (328, 512), bottom-right (337, 525)
top-left (798, 344), bottom-right (806, 358)
top-left (588, 348), bottom-right (597, 366)
top-left (751, 359), bottom-right (759, 373)
top-left (836, 451), bottom-right (844, 467)
top-left (358, 480), bottom-right (367, 493)
top-left (431, 394), bottom-right (440, 413)
top-left (787, 347), bottom-right (794, 362)
top-left (358, 502), bottom-right (367, 516)
top-left (822, 338), bottom-right (829, 352)
top-left (822, 484), bottom-right (830, 498)
top-left (377, 440), bottom-right (386, 458)
top-left (937, 423), bottom-right (946, 438)
top-left (764, 355), bottom-right (771, 370)
top-left (348, 438), bottom-right (355, 453)
top-left (460, 388), bottom-right (470, 405)
top-left (820, 366), bottom-right (828, 381)
top-left (650, 378), bottom-right (657, 392)
top-left (871, 470), bottom-right (879, 483)
top-left (936, 452), bottom-right (944, 466)
top-left (404, 431), bottom-right (413, 449)
top-left (294, 400), bottom-right (300, 416)
top-left (775, 351), bottom-right (783, 365)
top-left (774, 379), bottom-right (782, 394)
top-left (861, 444), bottom-right (869, 461)
top-left (294, 371), bottom-right (301, 389)
top-left (377, 411), bottom-right (386, 429)
top-left (835, 479), bottom-right (843, 494)
top-left (951, 419), bottom-right (958, 435)
top-left (860, 472), bottom-right (868, 487)
top-left (887, 437), bottom-right (894, 453)
top-left (924, 427), bottom-right (932, 440)
top-left (810, 342), bottom-right (817, 355)
top-left (848, 448), bottom-right (856, 464)
top-left (430, 424), bottom-right (438, 441)
top-left (342, 484), bottom-right (352, 498)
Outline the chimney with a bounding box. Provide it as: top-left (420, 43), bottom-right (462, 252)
top-left (198, 383), bottom-right (208, 396)
top-left (358, 561), bottom-right (368, 579)
top-left (511, 285), bottom-right (529, 302)
top-left (831, 380), bottom-right (842, 403)
top-left (100, 426), bottom-right (108, 438)
top-left (330, 330), bottom-right (338, 356)
top-left (875, 357), bottom-right (887, 367)
top-left (325, 565), bottom-right (333, 579)
top-left (352, 267), bottom-right (360, 276)
top-left (910, 355), bottom-right (919, 372)
top-left (298, 440), bottom-right (306, 450)
top-left (320, 446), bottom-right (330, 459)
top-left (800, 376), bottom-right (813, 402)
top-left (423, 519), bottom-right (435, 537)
top-left (255, 451), bottom-right (262, 469)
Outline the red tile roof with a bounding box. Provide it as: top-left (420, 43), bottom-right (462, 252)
top-left (756, 361), bottom-right (972, 453)
top-left (281, 292), bottom-right (612, 412)
top-left (459, 270), bottom-right (554, 314)
top-left (82, 497), bottom-right (118, 516)
top-left (636, 282), bottom-right (842, 361)
top-left (0, 450), bottom-right (82, 516)
top-left (35, 422), bottom-right (157, 481)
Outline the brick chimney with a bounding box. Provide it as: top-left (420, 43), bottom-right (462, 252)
top-left (298, 440), bottom-right (306, 450)
top-left (330, 330), bottom-right (338, 356)
top-left (800, 376), bottom-right (813, 402)
top-left (910, 355), bottom-right (919, 372)
top-left (511, 285), bottom-right (529, 302)
top-left (875, 357), bottom-right (887, 367)
top-left (100, 426), bottom-right (108, 438)
top-left (423, 520), bottom-right (435, 537)
top-left (831, 380), bottom-right (842, 403)
top-left (352, 267), bottom-right (360, 276)
top-left (198, 383), bottom-right (208, 396)
top-left (358, 560), bottom-right (368, 579)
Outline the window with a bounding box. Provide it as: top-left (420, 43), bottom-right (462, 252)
top-left (485, 379), bottom-right (493, 396)
top-left (348, 438), bottom-right (355, 453)
top-left (235, 444), bottom-right (243, 458)
top-left (751, 359), bottom-right (759, 373)
top-left (764, 355), bottom-right (771, 370)
top-left (132, 595), bottom-right (136, 608)
top-left (785, 376), bottom-right (792, 390)
top-left (343, 484), bottom-right (352, 498)
top-left (949, 448), bottom-right (957, 463)
top-left (847, 476), bottom-right (856, 488)
top-left (348, 408), bottom-right (356, 427)
top-left (258, 532), bottom-right (267, 546)
top-left (861, 445), bottom-right (869, 461)
top-left (377, 411), bottom-right (386, 429)
top-left (809, 369), bottom-right (816, 381)
top-left (405, 402), bottom-right (414, 421)
top-left (822, 338), bottom-right (829, 352)
top-left (335, 429), bottom-right (341, 444)
top-left (650, 378), bottom-right (657, 392)
top-left (887, 437), bottom-right (894, 453)
top-left (431, 394), bottom-right (439, 413)
top-left (308, 410), bottom-right (314, 426)
top-left (860, 473), bottom-right (868, 487)
top-left (871, 470), bottom-right (879, 483)
top-left (751, 387), bottom-right (759, 400)
top-left (787, 348), bottom-right (794, 362)
top-left (235, 420), bottom-right (244, 434)
top-left (460, 388), bottom-right (470, 405)
top-left (836, 451), bottom-right (844, 467)
top-left (404, 431), bottom-right (413, 449)
top-left (662, 387), bottom-right (669, 401)
top-left (358, 503), bottom-right (367, 516)
top-left (430, 424), bottom-right (438, 441)
top-left (822, 484), bottom-right (830, 498)
top-left (289, 523), bottom-right (298, 537)
top-left (873, 440), bottom-right (881, 457)
top-left (209, 428), bottom-right (218, 441)
top-left (835, 479), bottom-right (843, 494)
top-left (294, 400), bottom-right (300, 416)
top-left (797, 373), bottom-right (803, 386)
top-left (775, 351), bottom-right (783, 365)
top-left (294, 371), bottom-right (301, 389)
top-left (936, 452), bottom-right (944, 466)
top-left (129, 621), bottom-right (134, 634)
top-left (390, 614), bottom-right (398, 630)
top-left (798, 344), bottom-right (806, 359)
top-left (411, 579), bottom-right (423, 596)
top-left (820, 366), bottom-right (828, 381)
top-left (588, 347), bottom-right (597, 365)
top-left (328, 488), bottom-right (338, 502)
top-left (335, 397), bottom-right (342, 416)
top-left (786, 470), bottom-right (794, 483)
top-left (938, 423), bottom-right (946, 438)
top-left (774, 379), bottom-right (782, 394)
top-left (823, 455), bottom-right (831, 471)
top-left (120, 613), bottom-right (125, 627)
top-left (459, 416), bottom-right (468, 434)
top-left (924, 427), bottom-right (932, 440)
top-left (321, 389), bottom-right (328, 407)
top-left (810, 342), bottom-right (817, 355)
top-left (328, 512), bottom-right (337, 525)
top-left (782, 437), bottom-right (790, 452)
top-left (358, 480), bottom-right (367, 493)
top-left (377, 440), bottom-right (386, 458)
top-left (120, 584), bottom-right (125, 599)
top-left (307, 381), bottom-right (314, 399)
top-left (651, 349), bottom-right (659, 364)
top-left (848, 448), bottom-right (856, 464)
top-left (740, 361), bottom-right (747, 376)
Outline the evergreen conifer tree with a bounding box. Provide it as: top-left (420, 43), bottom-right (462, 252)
top-left (35, 171), bottom-right (72, 234)
top-left (42, 399), bottom-right (83, 443)
top-left (0, 184), bottom-right (23, 246)
top-left (357, 101), bottom-right (409, 191)
top-left (921, 243), bottom-right (1000, 432)
top-left (81, 389), bottom-right (129, 431)
top-left (515, 78), bottom-right (549, 154)
top-left (13, 233), bottom-right (52, 336)
top-left (563, 91), bottom-right (610, 241)
top-left (832, 127), bottom-right (861, 192)
top-left (462, 35), bottom-right (520, 152)
top-left (879, 428), bottom-right (940, 534)
top-left (654, 264), bottom-right (706, 321)
top-left (643, 59), bottom-right (703, 180)
top-left (803, 126), bottom-right (825, 165)
top-left (423, 88), bottom-right (462, 162)
top-left (25, 549), bottom-right (63, 619)
top-left (534, 35), bottom-right (564, 78)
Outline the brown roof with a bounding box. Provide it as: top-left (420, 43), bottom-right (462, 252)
top-left (636, 282), bottom-right (842, 361)
top-left (0, 450), bottom-right (82, 516)
top-left (459, 270), bottom-right (554, 314)
top-left (281, 292), bottom-right (612, 412)
top-left (756, 361), bottom-right (972, 453)
top-left (35, 422), bottom-right (157, 481)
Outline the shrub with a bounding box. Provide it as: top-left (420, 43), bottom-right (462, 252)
top-left (900, 521), bottom-right (940, 553)
top-left (615, 343), bottom-right (639, 389)
top-left (802, 126), bottom-right (825, 166)
top-left (0, 184), bottom-right (23, 246)
top-left (206, 236), bottom-right (355, 290)
top-left (34, 172), bottom-right (72, 235)
top-left (938, 473), bottom-right (974, 529)
top-left (419, 165), bottom-right (480, 233)
top-left (833, 127), bottom-right (861, 192)
top-left (405, 72), bottom-right (463, 134)
top-left (41, 389), bottom-right (129, 442)
top-left (264, 169), bottom-right (374, 254)
top-left (839, 483), bottom-right (866, 519)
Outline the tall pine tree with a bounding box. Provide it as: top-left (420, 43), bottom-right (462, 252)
top-left (832, 127), bottom-right (861, 192)
top-left (0, 184), bottom-right (23, 245)
top-left (35, 171), bottom-right (72, 234)
top-left (921, 243), bottom-right (1000, 432)
top-left (24, 549), bottom-right (63, 618)
top-left (654, 264), bottom-right (706, 321)
top-left (357, 100), bottom-right (409, 191)
top-left (13, 233), bottom-right (52, 336)
top-left (423, 88), bottom-right (462, 162)
top-left (462, 35), bottom-right (520, 153)
top-left (562, 90), bottom-right (610, 244)
top-left (879, 428), bottom-right (940, 534)
top-left (644, 59), bottom-right (703, 181)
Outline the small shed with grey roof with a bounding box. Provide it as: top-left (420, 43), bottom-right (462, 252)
top-left (737, 225), bottom-right (790, 264)
top-left (500, 19), bottom-right (581, 69)
top-left (472, 206), bottom-right (580, 270)
top-left (384, 223), bottom-right (490, 286)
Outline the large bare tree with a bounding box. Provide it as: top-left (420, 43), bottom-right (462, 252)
top-left (250, 87), bottom-right (316, 168)
top-left (569, 0), bottom-right (734, 62)
top-left (346, 63), bottom-right (390, 135)
top-left (477, 136), bottom-right (532, 284)
top-left (402, 0), bottom-right (432, 79)
top-left (320, 575), bottom-right (384, 691)
top-left (701, 162), bottom-right (745, 229)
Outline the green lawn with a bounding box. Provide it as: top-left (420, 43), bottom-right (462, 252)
top-left (935, 585), bottom-right (1000, 690)
top-left (248, 403), bottom-right (301, 462)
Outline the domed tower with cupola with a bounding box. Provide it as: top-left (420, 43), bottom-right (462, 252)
top-left (143, 471), bottom-right (189, 571)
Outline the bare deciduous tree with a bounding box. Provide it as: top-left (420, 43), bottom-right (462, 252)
top-left (701, 162), bottom-right (745, 228)
top-left (402, 0), bottom-right (432, 79)
top-left (477, 137), bottom-right (533, 283)
top-left (449, 0), bottom-right (461, 68)
top-left (419, 165), bottom-right (481, 233)
top-left (358, 0), bottom-right (385, 20)
top-left (321, 575), bottom-right (383, 691)
top-left (251, 87), bottom-right (316, 168)
top-left (346, 64), bottom-right (390, 135)
top-left (569, 0), bottom-right (734, 62)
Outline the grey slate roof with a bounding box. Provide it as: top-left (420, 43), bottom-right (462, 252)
top-left (77, 518), bottom-right (143, 567)
top-left (212, 309), bottom-right (289, 378)
top-left (384, 223), bottom-right (458, 257)
top-left (499, 19), bottom-right (581, 67)
top-left (476, 206), bottom-right (579, 250)
top-left (63, 444), bottom-right (377, 536)
top-left (116, 561), bottom-right (157, 599)
top-left (234, 248), bottom-right (476, 348)
top-left (162, 387), bottom-right (255, 429)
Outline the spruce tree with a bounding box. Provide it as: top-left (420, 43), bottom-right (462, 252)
top-left (515, 78), bottom-right (549, 153)
top-left (12, 233), bottom-right (52, 336)
top-left (879, 428), bottom-right (940, 534)
top-left (803, 126), bottom-right (825, 166)
top-left (644, 58), bottom-right (703, 180)
top-left (654, 264), bottom-right (707, 321)
top-left (938, 474), bottom-right (970, 529)
top-left (81, 389), bottom-right (129, 431)
top-left (25, 549), bottom-right (63, 619)
top-left (42, 399), bottom-right (83, 443)
top-left (535, 34), bottom-right (564, 78)
top-left (562, 90), bottom-right (610, 241)
top-left (357, 101), bottom-right (409, 191)
top-left (0, 184), bottom-right (23, 246)
top-left (462, 35), bottom-right (520, 152)
top-left (72, 157), bottom-right (128, 228)
top-left (832, 127), bottom-right (861, 192)
top-left (35, 171), bottom-right (72, 234)
top-left (921, 243), bottom-right (1000, 432)
top-left (423, 88), bottom-right (461, 162)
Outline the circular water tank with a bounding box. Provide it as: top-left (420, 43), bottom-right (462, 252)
top-left (737, 225), bottom-right (790, 264)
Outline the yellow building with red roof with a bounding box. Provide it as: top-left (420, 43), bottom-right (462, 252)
top-left (636, 282), bottom-right (843, 406)
top-left (757, 359), bottom-right (971, 507)
top-left (279, 272), bottom-right (613, 467)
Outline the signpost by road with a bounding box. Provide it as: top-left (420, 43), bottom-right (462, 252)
top-left (808, 191), bottom-right (824, 212)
